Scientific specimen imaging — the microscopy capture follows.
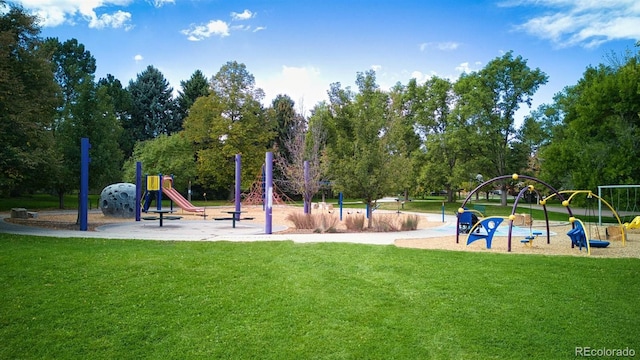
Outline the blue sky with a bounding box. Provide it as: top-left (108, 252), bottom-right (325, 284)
top-left (10, 0), bottom-right (640, 122)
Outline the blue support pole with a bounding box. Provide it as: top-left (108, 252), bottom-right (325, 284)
top-left (79, 138), bottom-right (90, 231)
top-left (156, 173), bottom-right (162, 210)
top-left (304, 160), bottom-right (310, 214)
top-left (135, 162), bottom-right (141, 221)
top-left (265, 152), bottom-right (273, 234)
top-left (339, 192), bottom-right (343, 221)
top-left (235, 154), bottom-right (241, 214)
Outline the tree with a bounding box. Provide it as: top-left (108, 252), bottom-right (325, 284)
top-left (176, 69), bottom-right (210, 121)
top-left (274, 99), bottom-right (328, 213)
top-left (0, 2), bottom-right (60, 195)
top-left (47, 38), bottom-right (123, 208)
top-left (328, 70), bottom-right (409, 227)
top-left (122, 133), bottom-right (197, 193)
top-left (98, 74), bottom-right (134, 157)
top-left (540, 52), bottom-right (640, 189)
top-left (127, 65), bottom-right (180, 142)
top-left (270, 94), bottom-right (300, 165)
top-left (406, 76), bottom-right (466, 202)
top-left (387, 82), bottom-right (421, 200)
top-left (182, 61), bottom-right (272, 196)
top-left (456, 51), bottom-right (548, 205)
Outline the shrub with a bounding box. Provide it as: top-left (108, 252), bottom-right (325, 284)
top-left (345, 214), bottom-right (365, 232)
top-left (372, 214), bottom-right (399, 232)
top-left (401, 214), bottom-right (420, 230)
top-left (317, 213), bottom-right (339, 233)
top-left (286, 212), bottom-right (339, 233)
top-left (285, 212), bottom-right (316, 229)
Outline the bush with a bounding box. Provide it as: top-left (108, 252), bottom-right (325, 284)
top-left (317, 213), bottom-right (339, 233)
top-left (401, 214), bottom-right (420, 231)
top-left (286, 212), bottom-right (339, 233)
top-left (372, 214), bottom-right (399, 232)
top-left (344, 214), bottom-right (365, 232)
top-left (285, 212), bottom-right (316, 229)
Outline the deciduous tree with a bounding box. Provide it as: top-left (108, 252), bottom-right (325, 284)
top-left (0, 2), bottom-right (59, 195)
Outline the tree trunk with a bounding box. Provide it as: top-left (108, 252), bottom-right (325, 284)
top-left (57, 190), bottom-right (65, 209)
top-left (366, 200), bottom-right (373, 228)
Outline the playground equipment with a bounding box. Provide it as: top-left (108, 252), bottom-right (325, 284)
top-left (541, 190), bottom-right (626, 247)
top-left (456, 174), bottom-right (569, 252)
top-left (99, 183), bottom-right (136, 218)
top-left (626, 216), bottom-right (640, 229)
top-left (507, 185), bottom-right (549, 248)
top-left (566, 218), bottom-right (610, 256)
top-left (142, 174), bottom-right (205, 216)
top-left (465, 216), bottom-right (504, 249)
top-left (597, 184), bottom-right (640, 226)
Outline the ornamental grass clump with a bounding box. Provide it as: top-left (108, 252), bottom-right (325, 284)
top-left (344, 214), bottom-right (366, 231)
top-left (372, 214), bottom-right (400, 232)
top-left (285, 212), bottom-right (316, 229)
top-left (401, 214), bottom-right (420, 230)
top-left (315, 213), bottom-right (339, 233)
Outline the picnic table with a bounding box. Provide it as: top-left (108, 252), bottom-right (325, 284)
top-left (142, 209), bottom-right (182, 227)
top-left (214, 211), bottom-right (254, 228)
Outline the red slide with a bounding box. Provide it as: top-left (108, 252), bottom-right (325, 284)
top-left (162, 186), bottom-right (205, 214)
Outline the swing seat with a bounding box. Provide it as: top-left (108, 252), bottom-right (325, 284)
top-left (588, 240), bottom-right (610, 248)
top-left (567, 223), bottom-right (610, 251)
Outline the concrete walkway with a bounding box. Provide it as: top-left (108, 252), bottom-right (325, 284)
top-left (0, 211), bottom-right (464, 245)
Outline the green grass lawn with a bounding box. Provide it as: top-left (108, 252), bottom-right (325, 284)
top-left (1, 235), bottom-right (638, 359)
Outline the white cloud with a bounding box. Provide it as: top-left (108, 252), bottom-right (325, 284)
top-left (149, 0), bottom-right (174, 7)
top-left (371, 64), bottom-right (382, 72)
top-left (16, 0), bottom-right (133, 29)
top-left (456, 61), bottom-right (482, 74)
top-left (231, 9), bottom-right (254, 21)
top-left (419, 41), bottom-right (460, 52)
top-left (88, 10), bottom-right (132, 30)
top-left (134, 54), bottom-right (143, 62)
top-left (256, 65), bottom-right (328, 115)
top-left (181, 20), bottom-right (230, 41)
top-left (181, 8), bottom-right (263, 40)
top-left (507, 0), bottom-right (640, 47)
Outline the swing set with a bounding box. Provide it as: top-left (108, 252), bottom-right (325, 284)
top-left (541, 190), bottom-right (626, 255)
top-left (456, 174), bottom-right (630, 255)
top-left (456, 174), bottom-right (563, 252)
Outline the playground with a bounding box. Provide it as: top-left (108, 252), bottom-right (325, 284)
top-left (4, 203), bottom-right (640, 258)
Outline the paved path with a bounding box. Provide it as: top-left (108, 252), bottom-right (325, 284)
top-left (0, 211), bottom-right (465, 245)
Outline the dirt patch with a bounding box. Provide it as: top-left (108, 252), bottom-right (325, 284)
top-left (395, 222), bottom-right (640, 258)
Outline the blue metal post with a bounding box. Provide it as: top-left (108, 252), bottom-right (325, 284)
top-left (339, 192), bottom-right (343, 221)
top-left (79, 138), bottom-right (90, 231)
top-left (304, 160), bottom-right (310, 214)
top-left (157, 173), bottom-right (162, 210)
top-left (135, 162), bottom-right (141, 221)
top-left (265, 152), bottom-right (273, 234)
top-left (235, 154), bottom-right (241, 215)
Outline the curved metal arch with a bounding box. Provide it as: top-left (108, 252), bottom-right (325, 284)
top-left (455, 174), bottom-right (573, 252)
top-left (543, 190), bottom-right (626, 246)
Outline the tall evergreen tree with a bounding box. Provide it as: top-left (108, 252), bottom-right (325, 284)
top-left (127, 65), bottom-right (180, 141)
top-left (176, 69), bottom-right (210, 120)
